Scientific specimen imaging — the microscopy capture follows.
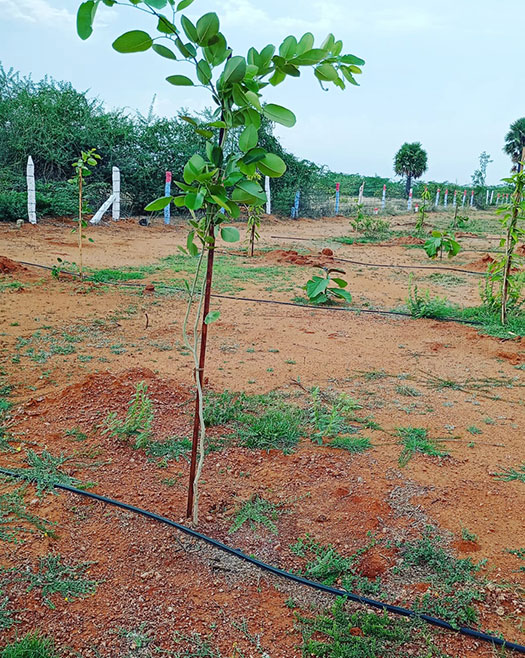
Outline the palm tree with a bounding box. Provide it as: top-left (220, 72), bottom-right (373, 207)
top-left (504, 118), bottom-right (525, 171)
top-left (394, 142), bottom-right (428, 197)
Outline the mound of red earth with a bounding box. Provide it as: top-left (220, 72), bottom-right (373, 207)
top-left (0, 256), bottom-right (26, 274)
top-left (264, 249), bottom-right (335, 267)
top-left (465, 254), bottom-right (495, 271)
top-left (382, 236), bottom-right (425, 245)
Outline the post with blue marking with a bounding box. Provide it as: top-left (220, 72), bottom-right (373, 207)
top-left (164, 171), bottom-right (172, 225)
top-left (335, 182), bottom-right (340, 215)
top-left (291, 190), bottom-right (300, 219)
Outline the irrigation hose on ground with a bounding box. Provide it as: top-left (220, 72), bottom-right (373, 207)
top-left (0, 469), bottom-right (523, 655)
top-left (16, 260), bottom-right (483, 326)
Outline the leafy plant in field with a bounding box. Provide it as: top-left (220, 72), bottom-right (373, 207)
top-left (10, 450), bottom-right (87, 497)
top-left (244, 172), bottom-right (264, 256)
top-left (395, 427), bottom-right (449, 467)
top-left (238, 406), bottom-right (303, 453)
top-left (68, 148), bottom-right (100, 279)
top-left (228, 494), bottom-right (283, 534)
top-left (309, 387), bottom-right (365, 445)
top-left (450, 204), bottom-right (470, 230)
top-left (415, 185), bottom-right (431, 233)
top-left (351, 211), bottom-right (390, 238)
top-left (423, 231), bottom-right (461, 260)
top-left (329, 435), bottom-right (371, 453)
top-left (103, 381), bottom-right (153, 449)
top-left (0, 634), bottom-right (59, 658)
top-left (77, 0), bottom-right (365, 523)
top-left (406, 277), bottom-right (454, 319)
top-left (485, 167), bottom-right (525, 324)
top-left (305, 266), bottom-right (352, 304)
top-left (0, 479), bottom-right (55, 542)
top-left (14, 553), bottom-right (97, 608)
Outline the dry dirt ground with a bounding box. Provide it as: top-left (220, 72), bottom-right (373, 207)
top-left (0, 212), bottom-right (523, 657)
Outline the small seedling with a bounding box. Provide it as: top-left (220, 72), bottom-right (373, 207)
top-left (103, 381), bottom-right (153, 449)
top-left (494, 463), bottom-right (525, 482)
top-left (461, 527), bottom-right (478, 542)
top-left (424, 231), bottom-right (461, 260)
top-left (304, 266), bottom-right (352, 305)
top-left (396, 427), bottom-right (449, 467)
top-left (228, 495), bottom-right (283, 535)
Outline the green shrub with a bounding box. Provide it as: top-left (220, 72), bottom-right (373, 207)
top-left (0, 191), bottom-right (26, 222)
top-left (1, 634), bottom-right (58, 658)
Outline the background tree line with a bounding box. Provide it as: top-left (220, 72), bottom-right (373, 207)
top-left (0, 65), bottom-right (513, 221)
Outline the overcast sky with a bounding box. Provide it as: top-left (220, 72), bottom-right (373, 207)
top-left (1, 0), bottom-right (523, 185)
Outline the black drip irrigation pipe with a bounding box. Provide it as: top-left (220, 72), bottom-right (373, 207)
top-left (0, 469), bottom-right (523, 655)
top-left (16, 260), bottom-right (482, 326)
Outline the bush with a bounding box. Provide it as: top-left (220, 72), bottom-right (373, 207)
top-left (0, 190), bottom-right (26, 221)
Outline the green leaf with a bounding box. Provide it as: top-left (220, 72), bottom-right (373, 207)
top-left (204, 310), bottom-right (221, 324)
top-left (315, 62), bottom-right (338, 81)
top-left (242, 147), bottom-right (266, 165)
top-left (77, 1), bottom-right (96, 40)
top-left (152, 44), bottom-right (177, 60)
top-left (184, 192), bottom-right (205, 210)
top-left (222, 56), bottom-right (247, 86)
top-left (157, 15), bottom-right (177, 34)
top-left (196, 59), bottom-right (212, 85)
top-left (306, 276), bottom-right (329, 298)
top-left (232, 180), bottom-right (266, 205)
top-left (296, 32), bottom-right (314, 55)
top-left (340, 54), bottom-right (365, 66)
top-left (257, 153), bottom-right (286, 178)
top-left (145, 196), bottom-right (172, 211)
top-left (330, 277), bottom-right (348, 288)
top-left (263, 104), bottom-right (296, 128)
top-left (113, 30), bottom-right (153, 53)
top-left (291, 49), bottom-right (327, 66)
top-left (145, 0), bottom-right (168, 7)
top-left (183, 154), bottom-right (206, 184)
top-left (177, 0), bottom-right (195, 9)
top-left (331, 288), bottom-right (352, 302)
top-left (279, 35), bottom-right (297, 59)
top-left (220, 227), bottom-right (240, 243)
top-left (239, 125), bottom-right (258, 153)
top-left (166, 75), bottom-right (194, 86)
top-left (181, 15), bottom-right (198, 42)
top-left (196, 12), bottom-right (219, 45)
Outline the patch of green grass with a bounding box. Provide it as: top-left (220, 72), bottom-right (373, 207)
top-left (396, 427), bottom-right (449, 467)
top-left (461, 527), bottom-right (477, 542)
top-left (397, 529), bottom-right (484, 628)
top-left (239, 406), bottom-right (303, 453)
top-left (146, 437), bottom-right (192, 463)
top-left (0, 634), bottom-right (59, 658)
top-left (228, 495), bottom-right (283, 535)
top-left (14, 554), bottom-right (97, 608)
top-left (298, 599), bottom-right (446, 658)
top-left (309, 387), bottom-right (363, 443)
top-left (87, 268), bottom-right (148, 283)
top-left (64, 427), bottom-right (88, 442)
top-left (203, 391), bottom-right (249, 427)
top-left (103, 381), bottom-right (153, 449)
top-left (467, 426), bottom-right (482, 435)
top-left (406, 281), bottom-right (456, 320)
top-left (328, 436), bottom-right (371, 453)
top-left (494, 463), bottom-right (525, 483)
top-left (425, 273), bottom-right (466, 286)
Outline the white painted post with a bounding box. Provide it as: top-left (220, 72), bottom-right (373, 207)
top-left (444, 189), bottom-right (448, 208)
top-left (26, 156), bottom-right (37, 224)
top-left (470, 190), bottom-right (474, 207)
top-left (381, 184), bottom-right (386, 210)
top-left (91, 194), bottom-right (116, 224)
top-left (358, 182), bottom-right (365, 206)
top-left (453, 190), bottom-right (457, 207)
top-left (112, 166), bottom-right (120, 221)
top-left (407, 188), bottom-right (413, 211)
top-left (265, 176), bottom-right (271, 214)
top-left (490, 190), bottom-right (494, 205)
top-left (485, 189), bottom-right (489, 205)
top-left (462, 189), bottom-right (467, 207)
top-left (435, 187), bottom-right (441, 207)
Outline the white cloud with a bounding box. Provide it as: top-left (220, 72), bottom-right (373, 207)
top-left (0, 0), bottom-right (74, 28)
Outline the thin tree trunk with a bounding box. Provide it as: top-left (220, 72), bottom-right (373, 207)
top-left (186, 227), bottom-right (215, 519)
top-left (250, 223), bottom-right (255, 257)
top-left (501, 200), bottom-right (520, 325)
top-left (78, 170), bottom-right (83, 280)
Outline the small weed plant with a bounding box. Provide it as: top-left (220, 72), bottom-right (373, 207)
top-left (11, 450), bottom-right (87, 497)
top-left (228, 495), bottom-right (283, 535)
top-left (103, 381), bottom-right (153, 449)
top-left (15, 553), bottom-right (97, 608)
top-left (0, 479), bottom-right (55, 542)
top-left (146, 437), bottom-right (192, 463)
top-left (305, 266), bottom-right (352, 305)
top-left (406, 277), bottom-right (455, 319)
top-left (494, 462), bottom-right (525, 482)
top-left (396, 427), bottom-right (449, 467)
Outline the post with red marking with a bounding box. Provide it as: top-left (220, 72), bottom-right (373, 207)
top-left (470, 190), bottom-right (474, 207)
top-left (444, 188), bottom-right (448, 208)
top-left (453, 190), bottom-right (457, 207)
top-left (462, 189), bottom-right (467, 207)
top-left (490, 190), bottom-right (494, 205)
top-left (381, 184), bottom-right (386, 210)
top-left (435, 187), bottom-right (441, 208)
top-left (407, 187), bottom-right (413, 211)
top-left (164, 171), bottom-right (172, 225)
top-left (335, 182), bottom-right (340, 215)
